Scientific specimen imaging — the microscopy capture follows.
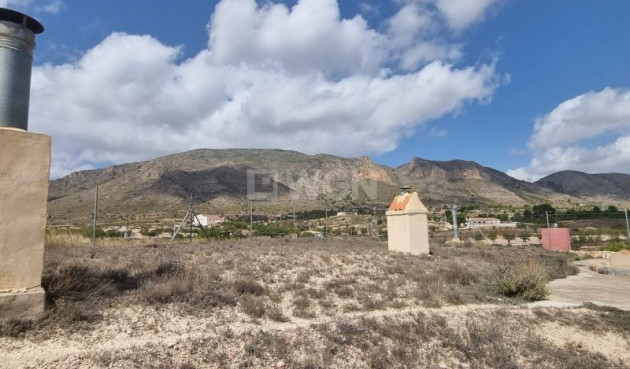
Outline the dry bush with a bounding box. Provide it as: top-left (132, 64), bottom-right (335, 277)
top-left (239, 295), bottom-right (266, 318)
top-left (266, 303), bottom-right (290, 322)
top-left (233, 278), bottom-right (267, 296)
top-left (491, 261), bottom-right (549, 301)
top-left (0, 319), bottom-right (32, 338)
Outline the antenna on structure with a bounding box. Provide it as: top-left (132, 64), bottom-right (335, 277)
top-left (169, 193), bottom-right (212, 245)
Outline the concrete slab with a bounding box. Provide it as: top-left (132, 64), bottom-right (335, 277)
top-left (530, 262), bottom-right (630, 311)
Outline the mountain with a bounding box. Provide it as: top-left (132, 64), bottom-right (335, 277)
top-left (536, 171), bottom-right (630, 200)
top-left (46, 149), bottom-right (628, 224)
top-left (389, 158), bottom-right (554, 205)
top-left (47, 149), bottom-right (398, 223)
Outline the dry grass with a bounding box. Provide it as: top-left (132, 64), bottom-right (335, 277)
top-left (44, 231), bottom-right (91, 248)
top-left (533, 303), bottom-right (630, 338)
top-left (1, 239), bottom-right (579, 336)
top-left (2, 238), bottom-right (608, 368)
top-left (48, 307), bottom-right (628, 369)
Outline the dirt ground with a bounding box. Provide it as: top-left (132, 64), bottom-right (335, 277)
top-left (1, 240), bottom-right (629, 368)
top-left (531, 259), bottom-right (630, 310)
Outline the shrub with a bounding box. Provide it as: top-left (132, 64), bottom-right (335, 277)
top-left (603, 243), bottom-right (630, 252)
top-left (0, 319), bottom-right (32, 338)
top-left (491, 262), bottom-right (549, 301)
top-left (233, 279), bottom-right (267, 296)
top-left (266, 304), bottom-right (290, 322)
top-left (239, 295), bottom-right (266, 318)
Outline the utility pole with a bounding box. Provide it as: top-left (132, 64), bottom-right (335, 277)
top-left (92, 186), bottom-right (98, 244)
top-left (189, 195), bottom-right (193, 244)
top-left (293, 206), bottom-right (296, 235)
top-left (451, 205), bottom-right (459, 240)
top-left (625, 209), bottom-right (630, 245)
top-left (125, 212), bottom-right (130, 239)
top-left (349, 217), bottom-right (353, 236)
top-left (545, 211), bottom-right (550, 228)
top-left (325, 208), bottom-right (328, 237)
top-left (250, 200), bottom-right (253, 239)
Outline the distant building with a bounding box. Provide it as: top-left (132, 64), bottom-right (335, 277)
top-left (193, 214), bottom-right (226, 227)
top-left (465, 217), bottom-right (518, 229)
top-left (465, 218), bottom-right (501, 228)
top-left (337, 211), bottom-right (358, 216)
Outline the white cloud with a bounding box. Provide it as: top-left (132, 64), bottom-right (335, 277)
top-left (0, 0), bottom-right (61, 14)
top-left (433, 0), bottom-right (499, 30)
top-left (29, 0), bottom-right (500, 178)
top-left (209, 0), bottom-right (385, 77)
top-left (397, 0), bottom-right (501, 30)
top-left (508, 88), bottom-right (630, 181)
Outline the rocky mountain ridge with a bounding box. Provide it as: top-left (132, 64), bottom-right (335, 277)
top-left (47, 149), bottom-right (630, 223)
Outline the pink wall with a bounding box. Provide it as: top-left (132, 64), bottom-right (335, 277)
top-left (541, 228), bottom-right (571, 251)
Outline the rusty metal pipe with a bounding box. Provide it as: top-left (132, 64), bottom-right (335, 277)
top-left (0, 8), bottom-right (43, 131)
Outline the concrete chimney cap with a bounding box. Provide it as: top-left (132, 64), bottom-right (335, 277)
top-left (0, 8), bottom-right (44, 34)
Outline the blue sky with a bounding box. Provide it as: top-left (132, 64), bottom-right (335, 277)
top-left (6, 0), bottom-right (630, 180)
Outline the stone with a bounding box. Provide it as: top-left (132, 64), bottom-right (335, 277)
top-left (0, 128), bottom-right (51, 319)
top-left (386, 190), bottom-right (430, 255)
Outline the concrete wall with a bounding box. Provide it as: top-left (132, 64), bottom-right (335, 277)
top-left (0, 129), bottom-right (50, 318)
top-left (541, 228), bottom-right (571, 251)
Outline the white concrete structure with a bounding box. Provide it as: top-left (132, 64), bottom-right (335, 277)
top-left (465, 218), bottom-right (518, 229)
top-left (192, 214), bottom-right (225, 227)
top-left (337, 211), bottom-right (358, 216)
top-left (386, 190), bottom-right (430, 255)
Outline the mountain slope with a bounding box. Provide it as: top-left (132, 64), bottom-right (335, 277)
top-left (536, 171), bottom-right (630, 200)
top-left (389, 158), bottom-right (553, 205)
top-left (47, 149), bottom-right (629, 223)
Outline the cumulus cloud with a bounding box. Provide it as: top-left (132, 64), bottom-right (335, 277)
top-left (29, 0), bottom-right (500, 178)
top-left (507, 88), bottom-right (630, 181)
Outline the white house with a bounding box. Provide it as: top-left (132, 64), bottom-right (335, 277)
top-left (465, 217), bottom-right (517, 229)
top-left (193, 214), bottom-right (226, 227)
top-left (337, 211), bottom-right (358, 216)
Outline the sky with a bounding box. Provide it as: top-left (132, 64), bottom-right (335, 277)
top-left (4, 0), bottom-right (630, 181)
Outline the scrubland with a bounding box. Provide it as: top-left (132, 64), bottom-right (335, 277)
top-left (1, 238), bottom-right (628, 369)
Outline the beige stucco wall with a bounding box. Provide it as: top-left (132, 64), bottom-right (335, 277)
top-left (0, 129), bottom-right (50, 317)
top-left (386, 192), bottom-right (430, 255)
top-left (387, 211), bottom-right (429, 255)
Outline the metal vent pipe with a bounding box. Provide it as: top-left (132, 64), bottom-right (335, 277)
top-left (0, 8), bottom-right (43, 131)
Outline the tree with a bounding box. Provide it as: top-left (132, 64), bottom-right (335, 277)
top-left (532, 204), bottom-right (555, 217)
top-left (518, 231), bottom-right (531, 242)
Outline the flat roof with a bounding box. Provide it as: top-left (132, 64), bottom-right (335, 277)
top-left (0, 8), bottom-right (44, 34)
